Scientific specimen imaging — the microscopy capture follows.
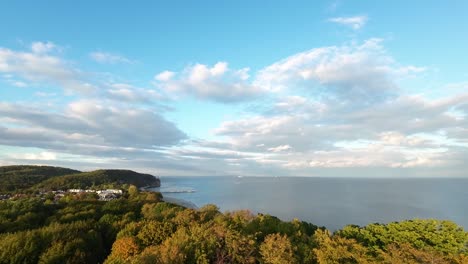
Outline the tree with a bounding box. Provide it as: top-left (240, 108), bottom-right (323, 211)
top-left (38, 242), bottom-right (68, 264)
top-left (137, 220), bottom-right (175, 246)
top-left (312, 229), bottom-right (373, 264)
top-left (145, 192), bottom-right (162, 202)
top-left (216, 225), bottom-right (257, 264)
top-left (198, 204), bottom-right (220, 223)
top-left (0, 230), bottom-right (43, 264)
top-left (260, 233), bottom-right (297, 264)
top-left (128, 185), bottom-right (139, 198)
top-left (379, 243), bottom-right (452, 264)
top-left (336, 219), bottom-right (468, 255)
top-left (129, 246), bottom-right (160, 264)
top-left (106, 237), bottom-right (140, 263)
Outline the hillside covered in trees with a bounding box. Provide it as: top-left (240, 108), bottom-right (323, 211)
top-left (0, 165), bottom-right (467, 263)
top-left (0, 165), bottom-right (160, 192)
top-left (0, 165), bottom-right (80, 192)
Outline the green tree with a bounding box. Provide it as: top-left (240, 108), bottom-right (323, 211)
top-left (378, 243), bottom-right (452, 264)
top-left (137, 220), bottom-right (175, 246)
top-left (336, 219), bottom-right (468, 255)
top-left (145, 192), bottom-right (162, 202)
top-left (260, 233), bottom-right (297, 264)
top-left (312, 229), bottom-right (374, 264)
top-left (128, 185), bottom-right (139, 198)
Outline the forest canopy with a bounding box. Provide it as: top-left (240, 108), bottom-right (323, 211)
top-left (0, 166), bottom-right (466, 263)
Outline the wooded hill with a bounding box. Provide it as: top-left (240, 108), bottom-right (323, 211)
top-left (0, 165), bottom-right (160, 192)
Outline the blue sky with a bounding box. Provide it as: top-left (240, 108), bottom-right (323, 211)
top-left (1, 1), bottom-right (467, 176)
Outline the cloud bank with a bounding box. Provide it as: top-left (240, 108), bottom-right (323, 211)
top-left (1, 39), bottom-right (467, 177)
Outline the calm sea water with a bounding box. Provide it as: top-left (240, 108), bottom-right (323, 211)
top-left (150, 177), bottom-right (468, 231)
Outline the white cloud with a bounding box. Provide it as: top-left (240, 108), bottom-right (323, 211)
top-left (0, 43), bottom-right (146, 98)
top-left (11, 80), bottom-right (27, 87)
top-left (2, 74), bottom-right (28, 87)
top-left (90, 51), bottom-right (133, 64)
top-left (378, 132), bottom-right (429, 147)
top-left (268, 145), bottom-right (292, 153)
top-left (328, 15), bottom-right (368, 30)
top-left (31, 41), bottom-right (57, 54)
top-left (395, 65), bottom-right (427, 75)
top-left (155, 70), bottom-right (175, 81)
top-left (153, 39), bottom-right (421, 105)
top-left (154, 62), bottom-right (264, 102)
top-left (0, 100), bottom-right (186, 155)
top-left (106, 83), bottom-right (163, 103)
top-left (12, 151), bottom-right (57, 160)
top-left (209, 88), bottom-right (468, 173)
top-left (1, 39), bottom-right (467, 177)
top-left (0, 45), bottom-right (95, 94)
top-left (275, 96), bottom-right (307, 109)
top-left (254, 39), bottom-right (427, 104)
top-left (282, 148), bottom-right (444, 169)
top-left (271, 96), bottom-right (327, 115)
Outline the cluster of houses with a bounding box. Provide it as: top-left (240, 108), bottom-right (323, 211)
top-left (68, 189), bottom-right (123, 201)
top-left (0, 189), bottom-right (124, 202)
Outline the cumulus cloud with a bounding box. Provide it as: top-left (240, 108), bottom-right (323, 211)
top-left (0, 44), bottom-right (95, 94)
top-left (0, 42), bottom-right (193, 174)
top-left (0, 100), bottom-right (186, 157)
top-left (153, 39), bottom-right (424, 105)
top-left (90, 51), bottom-right (134, 64)
top-left (105, 83), bottom-right (164, 104)
top-left (214, 114), bottom-right (344, 153)
top-left (0, 43), bottom-right (159, 102)
top-left (155, 70), bottom-right (175, 82)
top-left (255, 39), bottom-right (423, 104)
top-left (209, 87), bottom-right (468, 174)
top-left (154, 62), bottom-right (264, 102)
top-left (31, 41), bottom-right (58, 54)
top-left (328, 15), bottom-right (368, 30)
top-left (270, 96), bottom-right (326, 115)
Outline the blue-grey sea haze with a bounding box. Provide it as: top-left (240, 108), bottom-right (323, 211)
top-left (151, 177), bottom-right (468, 231)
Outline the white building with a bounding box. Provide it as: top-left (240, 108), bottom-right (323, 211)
top-left (68, 189), bottom-right (85, 193)
top-left (97, 189), bottom-right (122, 194)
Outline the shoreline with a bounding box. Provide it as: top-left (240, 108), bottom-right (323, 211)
top-left (141, 182), bottom-right (197, 209)
top-left (162, 196), bottom-right (198, 209)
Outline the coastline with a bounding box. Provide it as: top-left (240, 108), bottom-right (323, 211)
top-left (141, 180), bottom-right (197, 209)
top-left (162, 196), bottom-right (198, 209)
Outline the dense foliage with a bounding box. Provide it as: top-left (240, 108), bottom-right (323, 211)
top-left (0, 195), bottom-right (466, 263)
top-left (0, 165), bottom-right (160, 193)
top-left (35, 169), bottom-right (160, 190)
top-left (0, 166), bottom-right (466, 263)
top-left (0, 165), bottom-right (80, 192)
top-left (0, 188), bottom-right (162, 264)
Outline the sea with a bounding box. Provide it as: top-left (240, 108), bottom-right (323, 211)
top-left (149, 176), bottom-right (468, 231)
